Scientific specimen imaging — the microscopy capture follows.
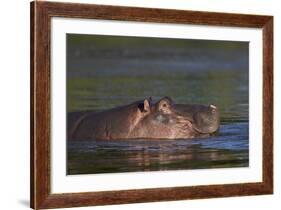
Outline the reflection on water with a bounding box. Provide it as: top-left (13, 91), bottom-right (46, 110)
top-left (66, 34), bottom-right (249, 174)
top-left (68, 123), bottom-right (248, 174)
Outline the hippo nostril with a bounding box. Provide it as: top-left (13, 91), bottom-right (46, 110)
top-left (209, 104), bottom-right (217, 113)
top-left (209, 104), bottom-right (216, 109)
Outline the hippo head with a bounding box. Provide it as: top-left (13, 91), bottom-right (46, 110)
top-left (131, 97), bottom-right (220, 139)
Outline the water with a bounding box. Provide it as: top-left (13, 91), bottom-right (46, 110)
top-left (66, 34), bottom-right (249, 175)
top-left (68, 123), bottom-right (248, 174)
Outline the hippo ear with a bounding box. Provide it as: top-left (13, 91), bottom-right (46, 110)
top-left (143, 99), bottom-right (151, 112)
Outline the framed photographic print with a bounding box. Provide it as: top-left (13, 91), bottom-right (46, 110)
top-left (30, 1), bottom-right (273, 209)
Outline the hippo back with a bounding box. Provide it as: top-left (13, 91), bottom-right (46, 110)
top-left (68, 102), bottom-right (140, 140)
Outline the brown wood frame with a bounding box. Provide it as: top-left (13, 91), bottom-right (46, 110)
top-left (30, 1), bottom-right (273, 209)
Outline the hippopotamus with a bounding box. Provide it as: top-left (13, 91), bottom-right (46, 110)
top-left (68, 97), bottom-right (220, 141)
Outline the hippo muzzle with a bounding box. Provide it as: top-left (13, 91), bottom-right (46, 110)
top-left (173, 103), bottom-right (220, 135)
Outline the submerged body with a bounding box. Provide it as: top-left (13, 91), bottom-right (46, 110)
top-left (68, 97), bottom-right (220, 140)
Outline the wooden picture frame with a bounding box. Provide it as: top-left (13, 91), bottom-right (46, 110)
top-left (30, 1), bottom-right (273, 209)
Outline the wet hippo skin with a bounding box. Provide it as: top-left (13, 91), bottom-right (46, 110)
top-left (68, 97), bottom-right (220, 140)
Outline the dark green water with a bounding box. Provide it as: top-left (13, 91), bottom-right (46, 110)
top-left (66, 34), bottom-right (249, 175)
